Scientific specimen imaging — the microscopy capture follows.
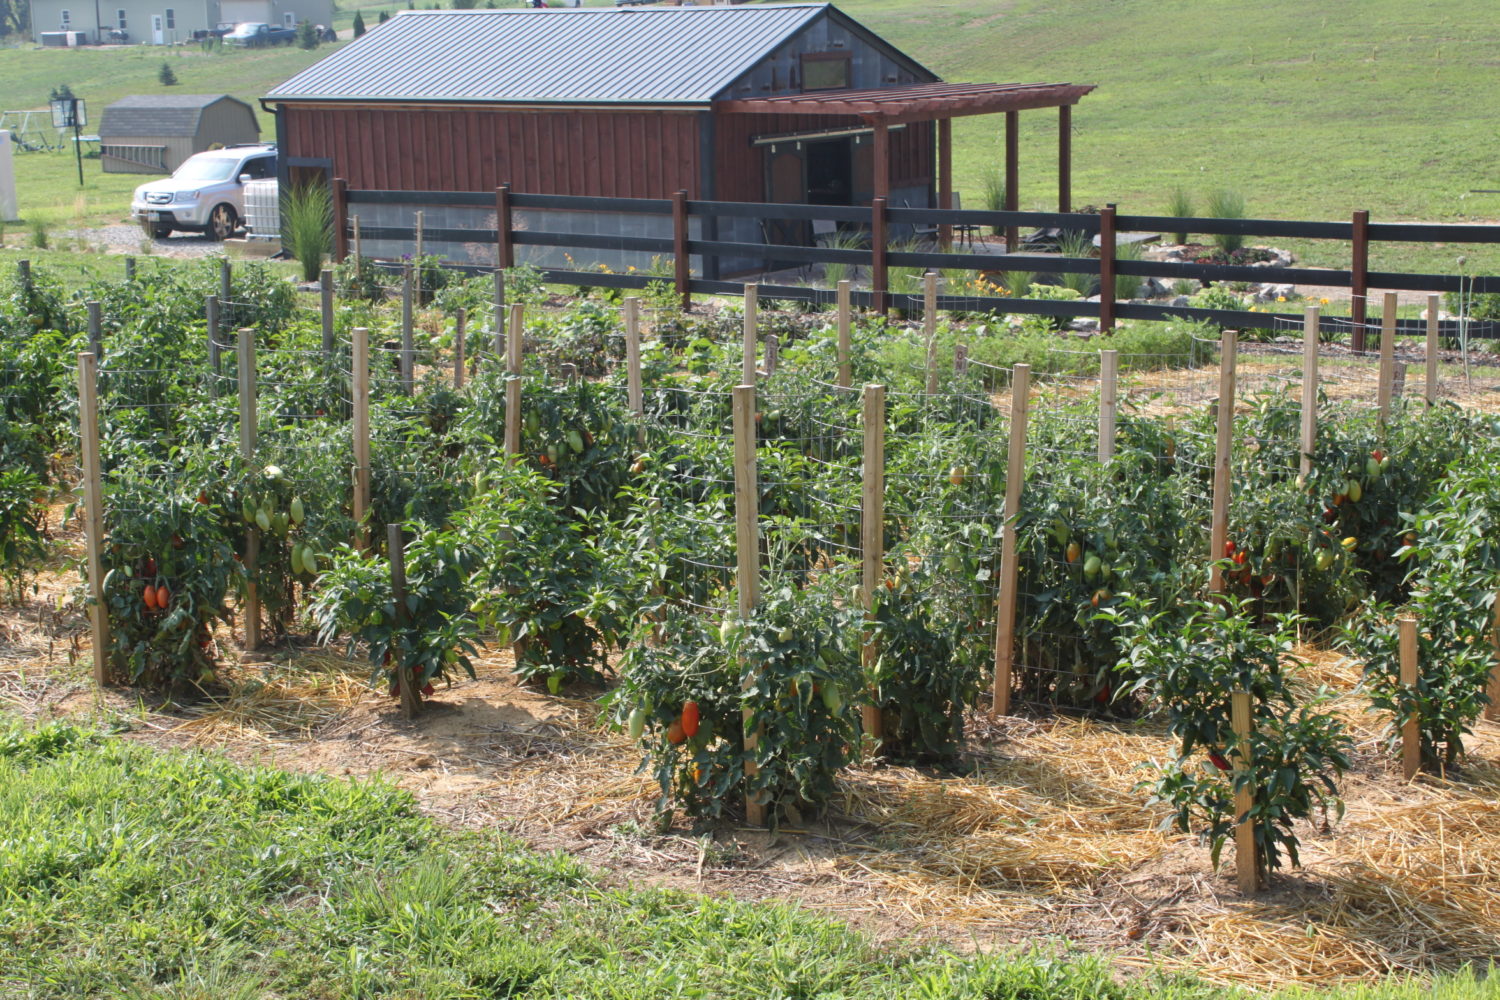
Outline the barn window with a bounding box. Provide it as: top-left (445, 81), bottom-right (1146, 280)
top-left (116, 8), bottom-right (126, 28)
top-left (165, 8), bottom-right (175, 28)
top-left (801, 53), bottom-right (850, 92)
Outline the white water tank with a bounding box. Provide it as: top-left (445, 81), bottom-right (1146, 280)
top-left (242, 178), bottom-right (279, 240)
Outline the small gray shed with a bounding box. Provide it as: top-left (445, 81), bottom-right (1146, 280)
top-left (98, 94), bottom-right (260, 174)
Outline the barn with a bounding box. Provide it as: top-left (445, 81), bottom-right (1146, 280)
top-left (264, 4), bottom-right (1092, 275)
top-left (98, 94), bottom-right (260, 174)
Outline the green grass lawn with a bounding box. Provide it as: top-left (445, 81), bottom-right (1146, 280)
top-left (2, 718), bottom-right (1497, 998)
top-left (4, 0), bottom-right (1500, 273)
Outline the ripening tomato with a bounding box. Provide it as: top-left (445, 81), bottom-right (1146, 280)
top-left (1232, 550), bottom-right (1248, 566)
top-left (667, 720), bottom-right (687, 745)
top-left (680, 701), bottom-right (700, 739)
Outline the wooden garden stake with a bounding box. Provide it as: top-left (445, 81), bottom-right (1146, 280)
top-left (672, 189), bottom-right (691, 312)
top-left (624, 296), bottom-right (643, 417)
top-left (1400, 615), bottom-right (1420, 780)
top-left (237, 327), bottom-right (260, 651)
top-left (1487, 593), bottom-right (1500, 721)
top-left (1378, 292), bottom-right (1397, 423)
top-left (836, 279), bottom-right (852, 388)
top-left (413, 210), bottom-right (424, 263)
top-left (954, 343), bottom-right (968, 376)
top-left (320, 268), bottom-right (335, 358)
top-left (18, 259), bottom-right (31, 296)
top-left (453, 308), bottom-right (466, 390)
top-left (732, 384), bottom-right (765, 826)
top-left (764, 334), bottom-right (779, 376)
top-left (206, 295), bottom-right (221, 382)
top-left (992, 363), bottom-right (1031, 717)
top-left (1231, 690), bottom-right (1259, 894)
top-left (124, 256), bottom-right (136, 282)
top-left (388, 524), bottom-right (420, 720)
top-left (1301, 307), bottom-right (1319, 478)
top-left (352, 327), bottom-right (371, 550)
top-left (743, 284), bottom-right (758, 383)
top-left (76, 352), bottom-right (109, 686)
top-left (1392, 361), bottom-right (1407, 400)
top-left (219, 257), bottom-right (231, 306)
top-left (1098, 349), bottom-right (1118, 462)
top-left (1425, 294), bottom-right (1440, 406)
top-left (492, 269), bottom-right (506, 363)
top-left (86, 300), bottom-right (102, 361)
top-left (400, 262), bottom-right (415, 394)
top-left (504, 302), bottom-right (524, 461)
top-left (352, 214), bottom-right (363, 271)
top-left (1209, 331), bottom-right (1237, 594)
top-left (923, 271), bottom-right (940, 394)
top-left (860, 384), bottom-right (886, 745)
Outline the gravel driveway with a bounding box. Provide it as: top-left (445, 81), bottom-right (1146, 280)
top-left (70, 224), bottom-right (250, 259)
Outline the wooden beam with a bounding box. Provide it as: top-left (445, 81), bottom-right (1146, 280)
top-left (937, 117), bottom-right (953, 249)
top-left (496, 185), bottom-right (514, 269)
top-left (1351, 210), bottom-right (1370, 352)
top-left (1004, 110), bottom-right (1019, 251)
top-left (1098, 205), bottom-right (1116, 333)
top-left (1058, 105), bottom-right (1072, 213)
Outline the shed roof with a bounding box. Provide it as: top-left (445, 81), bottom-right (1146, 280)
top-left (266, 4), bottom-right (926, 107)
top-left (98, 94), bottom-right (256, 138)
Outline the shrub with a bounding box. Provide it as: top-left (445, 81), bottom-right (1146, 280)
top-left (1055, 230), bottom-right (1096, 297)
top-left (1107, 598), bottom-right (1351, 881)
top-left (1204, 190), bottom-right (1246, 254)
top-left (280, 182), bottom-right (333, 283)
top-left (1166, 187), bottom-right (1194, 244)
top-left (29, 219), bottom-right (48, 250)
top-left (297, 19), bottom-right (318, 49)
top-left (352, 10), bottom-right (366, 36)
top-left (1444, 289), bottom-right (1500, 321)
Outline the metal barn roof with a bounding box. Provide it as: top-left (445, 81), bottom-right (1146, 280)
top-left (98, 94), bottom-right (255, 138)
top-left (267, 4), bottom-right (856, 107)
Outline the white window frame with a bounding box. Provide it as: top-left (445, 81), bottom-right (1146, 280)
top-left (60, 8), bottom-right (71, 26)
top-left (282, 11), bottom-right (294, 26)
top-left (116, 8), bottom-right (127, 28)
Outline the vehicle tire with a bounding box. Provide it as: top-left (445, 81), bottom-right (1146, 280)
top-left (207, 204), bottom-right (237, 241)
top-left (141, 220), bottom-right (172, 239)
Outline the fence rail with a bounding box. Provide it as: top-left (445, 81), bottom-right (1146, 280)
top-left (339, 184), bottom-right (1500, 341)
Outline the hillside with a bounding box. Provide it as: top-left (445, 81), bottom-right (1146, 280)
top-left (4, 0), bottom-right (1499, 244)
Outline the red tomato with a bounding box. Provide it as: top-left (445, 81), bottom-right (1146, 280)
top-left (680, 701), bottom-right (700, 739)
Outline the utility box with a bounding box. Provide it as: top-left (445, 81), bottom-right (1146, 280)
top-left (242, 178), bottom-right (280, 240)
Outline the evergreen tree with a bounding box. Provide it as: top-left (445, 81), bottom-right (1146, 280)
top-left (297, 19), bottom-right (318, 48)
top-left (352, 9), bottom-right (366, 36)
top-left (378, 9), bottom-right (390, 22)
top-left (158, 61), bottom-right (178, 86)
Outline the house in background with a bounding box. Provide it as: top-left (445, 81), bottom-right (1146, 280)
top-left (98, 94), bottom-right (259, 173)
top-left (28, 0), bottom-right (333, 44)
top-left (265, 3), bottom-right (1092, 274)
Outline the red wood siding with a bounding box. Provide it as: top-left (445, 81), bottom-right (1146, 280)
top-left (712, 112), bottom-right (932, 202)
top-left (284, 105), bottom-right (702, 197)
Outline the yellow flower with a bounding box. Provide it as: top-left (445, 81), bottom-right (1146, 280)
top-left (1276, 295), bottom-right (1286, 302)
top-left (1320, 297), bottom-right (1329, 305)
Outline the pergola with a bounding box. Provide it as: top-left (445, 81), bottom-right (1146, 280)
top-left (716, 81), bottom-right (1096, 248)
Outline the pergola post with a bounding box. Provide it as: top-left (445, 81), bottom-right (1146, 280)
top-left (873, 122), bottom-right (891, 314)
top-left (1058, 105), bottom-right (1072, 213)
top-left (1004, 110), bottom-right (1019, 251)
top-left (937, 117), bottom-right (953, 249)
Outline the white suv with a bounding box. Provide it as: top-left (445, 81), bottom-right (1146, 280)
top-left (130, 145), bottom-right (277, 240)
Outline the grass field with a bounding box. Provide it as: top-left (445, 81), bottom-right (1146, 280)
top-left (3, 719), bottom-right (1497, 998)
top-left (3, 0), bottom-right (1499, 270)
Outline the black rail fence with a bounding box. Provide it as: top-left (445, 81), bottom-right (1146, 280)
top-left (333, 182), bottom-right (1500, 344)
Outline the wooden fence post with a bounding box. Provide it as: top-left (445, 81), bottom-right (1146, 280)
top-left (836, 279), bottom-right (853, 388)
top-left (1378, 292), bottom-right (1397, 423)
top-left (413, 209), bottom-right (424, 264)
top-left (923, 271), bottom-right (940, 394)
top-left (743, 283), bottom-right (758, 383)
top-left (17, 259), bottom-right (31, 297)
top-left (1426, 294), bottom-right (1440, 406)
top-left (453, 307), bottom-right (466, 390)
top-left (954, 343), bottom-right (969, 376)
top-left (238, 327), bottom-right (260, 652)
top-left (1487, 594), bottom-right (1500, 722)
top-left (1209, 332), bottom-right (1238, 593)
top-left (400, 261), bottom-right (415, 394)
top-left (732, 383), bottom-right (765, 826)
top-left (1098, 205), bottom-right (1117, 333)
top-left (1098, 349), bottom-right (1118, 462)
top-left (352, 326), bottom-right (371, 550)
top-left (673, 189), bottom-right (691, 313)
top-left (219, 257), bottom-right (231, 308)
top-left (495, 185), bottom-right (514, 269)
top-left (1350, 210), bottom-right (1369, 352)
top-left (332, 177), bottom-right (349, 262)
top-left (86, 300), bottom-right (102, 360)
top-left (991, 363), bottom-right (1031, 717)
top-left (871, 197), bottom-right (889, 315)
top-left (1231, 690), bottom-right (1259, 894)
top-left (389, 523), bottom-right (420, 720)
top-left (504, 303), bottom-right (524, 461)
top-left (493, 268), bottom-right (506, 363)
top-left (123, 256), bottom-right (136, 282)
top-left (320, 268), bottom-right (335, 359)
top-left (1400, 615), bottom-right (1420, 780)
top-left (764, 334), bottom-right (778, 376)
top-left (861, 384), bottom-right (886, 746)
top-left (1301, 307), bottom-right (1319, 478)
top-left (624, 296), bottom-right (643, 417)
top-left (76, 352), bottom-right (109, 686)
top-left (206, 295), bottom-right (220, 384)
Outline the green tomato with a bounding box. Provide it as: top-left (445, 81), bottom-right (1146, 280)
top-left (626, 708), bottom-right (647, 741)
